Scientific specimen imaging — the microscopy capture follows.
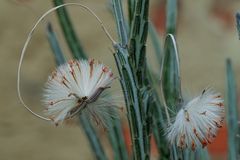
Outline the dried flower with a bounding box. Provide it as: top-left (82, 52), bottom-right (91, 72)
top-left (166, 88), bottom-right (225, 150)
top-left (43, 59), bottom-right (120, 127)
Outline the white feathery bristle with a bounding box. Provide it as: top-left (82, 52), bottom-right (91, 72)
top-left (166, 88), bottom-right (225, 150)
top-left (43, 59), bottom-right (119, 126)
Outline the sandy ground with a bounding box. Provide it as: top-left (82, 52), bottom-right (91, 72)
top-left (0, 0), bottom-right (240, 160)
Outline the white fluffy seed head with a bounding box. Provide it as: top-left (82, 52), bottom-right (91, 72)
top-left (43, 59), bottom-right (120, 127)
top-left (166, 88), bottom-right (225, 150)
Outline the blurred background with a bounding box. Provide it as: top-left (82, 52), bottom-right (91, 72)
top-left (0, 0), bottom-right (240, 159)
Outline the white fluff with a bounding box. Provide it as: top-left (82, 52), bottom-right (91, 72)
top-left (43, 59), bottom-right (119, 126)
top-left (166, 88), bottom-right (225, 150)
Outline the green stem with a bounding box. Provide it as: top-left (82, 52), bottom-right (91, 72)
top-left (166, 0), bottom-right (177, 34)
top-left (80, 116), bottom-right (108, 160)
top-left (149, 22), bottom-right (162, 67)
top-left (147, 68), bottom-right (170, 159)
top-left (226, 59), bottom-right (239, 160)
top-left (108, 119), bottom-right (128, 160)
top-left (112, 0), bottom-right (128, 46)
top-left (46, 23), bottom-right (66, 66)
top-left (127, 0), bottom-right (135, 27)
top-left (112, 0), bottom-right (151, 159)
top-left (236, 13), bottom-right (240, 39)
top-left (53, 0), bottom-right (87, 59)
top-left (114, 46), bottom-right (146, 159)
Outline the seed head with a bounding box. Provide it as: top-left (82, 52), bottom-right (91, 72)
top-left (43, 59), bottom-right (119, 127)
top-left (166, 88), bottom-right (225, 150)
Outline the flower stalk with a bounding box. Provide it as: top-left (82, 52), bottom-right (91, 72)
top-left (112, 0), bottom-right (151, 159)
top-left (52, 1), bottom-right (128, 159)
top-left (53, 0), bottom-right (87, 59)
top-left (46, 20), bottom-right (108, 159)
top-left (226, 59), bottom-right (239, 160)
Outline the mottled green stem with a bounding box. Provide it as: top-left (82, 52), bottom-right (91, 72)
top-left (166, 0), bottom-right (177, 34)
top-left (148, 68), bottom-right (170, 160)
top-left (53, 0), bottom-right (87, 59)
top-left (112, 0), bottom-right (151, 159)
top-left (108, 119), bottom-right (128, 160)
top-left (127, 0), bottom-right (135, 26)
top-left (226, 59), bottom-right (239, 160)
